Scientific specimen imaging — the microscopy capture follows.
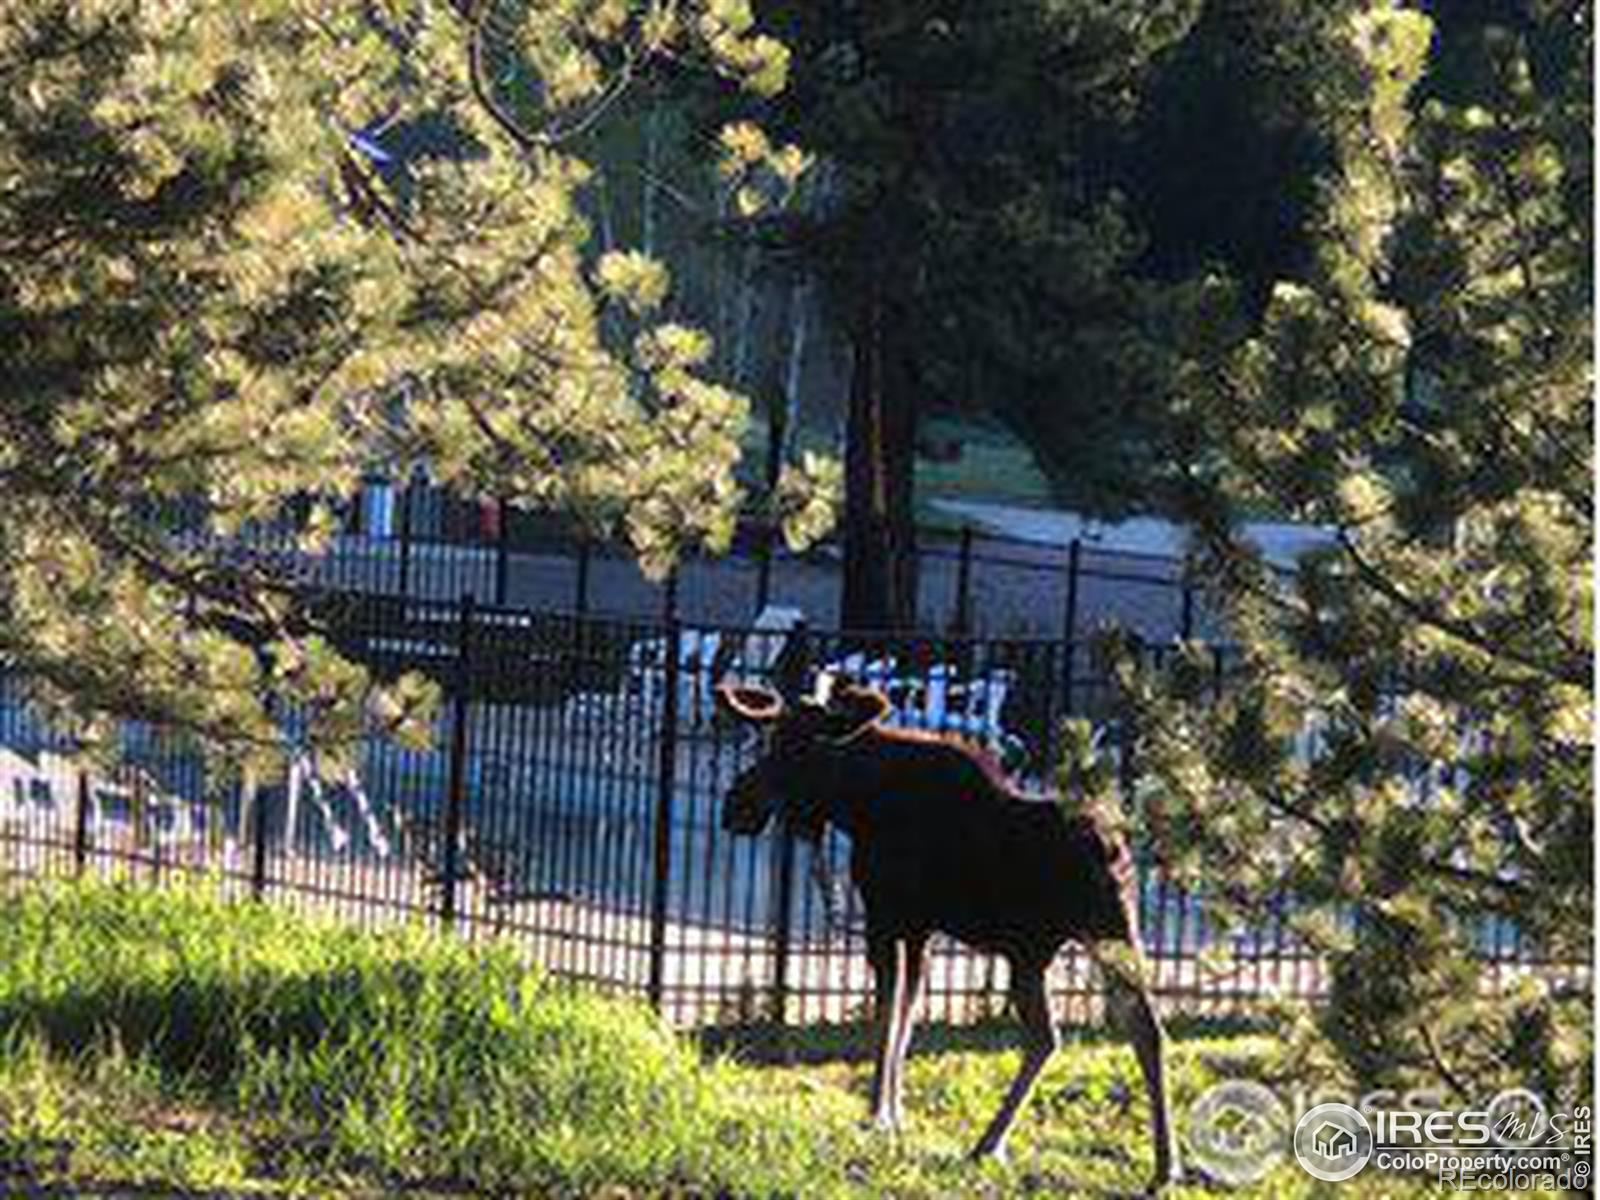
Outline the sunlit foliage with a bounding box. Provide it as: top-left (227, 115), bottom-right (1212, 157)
top-left (0, 1), bottom-right (828, 769)
top-left (1137, 0), bottom-right (1591, 1104)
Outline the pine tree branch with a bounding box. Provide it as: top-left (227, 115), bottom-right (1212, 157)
top-left (338, 152), bottom-right (424, 244)
top-left (1417, 1021), bottom-right (1473, 1103)
top-left (1396, 401), bottom-right (1592, 522)
top-left (1336, 528), bottom-right (1585, 688)
top-left (457, 389), bottom-right (565, 474)
top-left (0, 650), bottom-right (288, 755)
top-left (1473, 391), bottom-right (1593, 514)
top-left (1488, 108), bottom-right (1557, 354)
top-left (0, 17), bottom-right (115, 83)
top-left (1259, 782), bottom-right (1335, 837)
top-left (54, 500), bottom-right (302, 643)
top-left (1415, 847), bottom-right (1534, 901)
top-left (466, 0), bottom-right (638, 153)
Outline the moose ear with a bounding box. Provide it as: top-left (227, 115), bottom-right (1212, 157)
top-left (715, 683), bottom-right (786, 724)
top-left (824, 684), bottom-right (891, 742)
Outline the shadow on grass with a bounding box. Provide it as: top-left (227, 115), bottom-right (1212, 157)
top-left (0, 1170), bottom-right (481, 1199)
top-left (701, 1011), bottom-right (1266, 1066)
top-left (0, 1175), bottom-right (251, 1199)
top-left (0, 958), bottom-right (440, 1097)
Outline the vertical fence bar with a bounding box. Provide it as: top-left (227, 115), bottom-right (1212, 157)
top-left (440, 592), bottom-right (475, 933)
top-left (952, 526), bottom-right (974, 636)
top-left (574, 539), bottom-right (592, 615)
top-left (398, 480), bottom-right (415, 601)
top-left (249, 771), bottom-right (270, 901)
top-left (1180, 579), bottom-right (1195, 642)
top-left (660, 569), bottom-right (679, 625)
top-left (139, 770), bottom-right (160, 886)
top-left (72, 769), bottom-right (91, 877)
top-left (769, 825), bottom-right (797, 1026)
top-left (494, 498), bottom-right (510, 606)
top-left (754, 529), bottom-right (773, 616)
top-left (756, 395), bottom-right (785, 618)
top-left (1060, 538), bottom-right (1082, 714)
top-left (647, 577), bottom-right (682, 1014)
top-left (769, 621), bottom-right (811, 1023)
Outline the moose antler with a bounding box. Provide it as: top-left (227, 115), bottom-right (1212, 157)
top-left (714, 682), bottom-right (785, 723)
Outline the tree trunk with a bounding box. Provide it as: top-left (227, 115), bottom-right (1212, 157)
top-left (841, 286), bottom-right (918, 631)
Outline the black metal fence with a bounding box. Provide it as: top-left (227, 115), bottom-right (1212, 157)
top-left (0, 590), bottom-right (1577, 1028)
top-left (257, 483), bottom-right (1218, 643)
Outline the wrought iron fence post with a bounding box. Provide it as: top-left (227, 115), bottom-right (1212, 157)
top-left (441, 592), bottom-right (475, 933)
top-left (647, 577), bottom-right (681, 1015)
top-left (398, 480), bottom-right (415, 601)
top-left (660, 566), bottom-right (679, 624)
top-left (72, 769), bottom-right (91, 877)
top-left (756, 391), bottom-right (784, 617)
top-left (494, 497), bottom-right (510, 606)
top-left (139, 770), bottom-right (161, 886)
top-left (953, 525), bottom-right (974, 636)
top-left (768, 621), bottom-right (810, 1025)
top-left (1061, 538), bottom-right (1082, 714)
top-left (770, 823), bottom-right (797, 1027)
top-left (574, 539), bottom-right (592, 615)
top-left (1180, 579), bottom-right (1195, 642)
top-left (755, 531), bottom-right (773, 617)
top-left (249, 770), bottom-right (270, 901)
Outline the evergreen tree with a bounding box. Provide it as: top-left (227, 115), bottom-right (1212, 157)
top-left (1131, 0), bottom-right (1591, 1102)
top-left (1112, 0), bottom-right (1336, 302)
top-left (0, 0), bottom-right (818, 767)
top-left (741, 1), bottom-right (1202, 629)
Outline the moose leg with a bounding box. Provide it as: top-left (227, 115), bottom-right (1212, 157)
top-left (885, 933), bottom-right (929, 1128)
top-left (1099, 945), bottom-right (1182, 1188)
top-left (867, 933), bottom-right (907, 1130)
top-left (971, 963), bottom-right (1057, 1160)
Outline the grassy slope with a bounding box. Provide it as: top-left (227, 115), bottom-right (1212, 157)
top-left (743, 411), bottom-right (1060, 530)
top-left (0, 882), bottom-right (1524, 1198)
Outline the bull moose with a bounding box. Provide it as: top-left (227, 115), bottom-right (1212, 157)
top-left (716, 680), bottom-right (1181, 1190)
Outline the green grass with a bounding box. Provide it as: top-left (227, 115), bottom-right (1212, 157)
top-left (743, 410), bottom-right (1060, 529)
top-left (911, 414), bottom-right (1059, 521)
top-left (0, 881), bottom-right (1535, 1197)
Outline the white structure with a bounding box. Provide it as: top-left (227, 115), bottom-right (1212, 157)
top-left (0, 746), bottom-right (206, 849)
top-left (284, 749), bottom-right (396, 859)
top-left (817, 655), bottom-right (1019, 759)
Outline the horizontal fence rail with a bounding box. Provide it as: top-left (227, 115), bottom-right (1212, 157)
top-left (0, 590), bottom-right (1586, 1028)
top-left (226, 486), bottom-right (1223, 643)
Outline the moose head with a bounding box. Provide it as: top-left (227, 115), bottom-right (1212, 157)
top-left (714, 681), bottom-right (891, 837)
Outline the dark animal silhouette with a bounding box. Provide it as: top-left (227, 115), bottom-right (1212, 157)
top-left (717, 681), bottom-right (1181, 1189)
